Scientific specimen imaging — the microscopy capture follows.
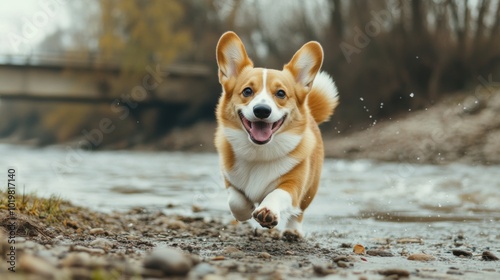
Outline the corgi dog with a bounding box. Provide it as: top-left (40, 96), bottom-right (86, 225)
top-left (214, 31), bottom-right (338, 237)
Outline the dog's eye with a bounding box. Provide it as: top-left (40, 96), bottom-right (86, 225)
top-left (275, 90), bottom-right (286, 99)
top-left (242, 87), bottom-right (253, 97)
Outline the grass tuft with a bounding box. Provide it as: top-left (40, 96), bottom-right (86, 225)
top-left (1, 189), bottom-right (69, 225)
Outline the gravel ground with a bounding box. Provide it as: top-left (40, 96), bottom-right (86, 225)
top-left (1, 203), bottom-right (498, 280)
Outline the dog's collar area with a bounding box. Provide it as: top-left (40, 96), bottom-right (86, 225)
top-left (238, 111), bottom-right (286, 145)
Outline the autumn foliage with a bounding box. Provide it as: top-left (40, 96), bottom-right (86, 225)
top-left (1, 0), bottom-right (500, 146)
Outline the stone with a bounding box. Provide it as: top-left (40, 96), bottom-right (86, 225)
top-left (337, 261), bottom-right (349, 268)
top-left (258, 252), bottom-right (272, 259)
top-left (452, 249), bottom-right (472, 257)
top-left (72, 245), bottom-right (105, 255)
top-left (313, 262), bottom-right (337, 275)
top-left (407, 253), bottom-right (435, 261)
top-left (89, 228), bottom-right (105, 235)
top-left (35, 250), bottom-right (58, 267)
top-left (378, 269), bottom-right (410, 277)
top-left (143, 247), bottom-right (193, 276)
top-left (222, 246), bottom-right (245, 259)
top-left (18, 254), bottom-right (56, 278)
top-left (189, 263), bottom-right (217, 277)
top-left (90, 238), bottom-right (114, 251)
top-left (482, 251), bottom-right (499, 261)
top-left (366, 249), bottom-right (394, 257)
top-left (60, 252), bottom-right (92, 268)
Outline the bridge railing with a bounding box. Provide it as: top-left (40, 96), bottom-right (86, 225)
top-left (0, 51), bottom-right (119, 68)
top-left (0, 51), bottom-right (212, 77)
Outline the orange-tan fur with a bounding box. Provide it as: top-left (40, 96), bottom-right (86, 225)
top-left (215, 31), bottom-right (338, 236)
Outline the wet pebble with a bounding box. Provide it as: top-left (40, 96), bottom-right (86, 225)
top-left (340, 243), bottom-right (352, 248)
top-left (408, 253), bottom-right (435, 261)
top-left (60, 252), bottom-right (92, 268)
top-left (258, 252), bottom-right (272, 259)
top-left (313, 262), bottom-right (337, 275)
top-left (153, 216), bottom-right (188, 230)
top-left (190, 263), bottom-right (217, 277)
top-left (397, 238), bottom-right (423, 244)
top-left (222, 246), bottom-right (245, 259)
top-left (366, 249), bottom-right (394, 257)
top-left (16, 237), bottom-right (26, 243)
top-left (89, 227), bottom-right (105, 235)
top-left (482, 251), bottom-right (499, 261)
top-left (18, 254), bottom-right (56, 278)
top-left (192, 204), bottom-right (203, 213)
top-left (336, 261), bottom-right (349, 268)
top-left (72, 245), bottom-right (105, 255)
top-left (21, 240), bottom-right (37, 249)
top-left (333, 255), bottom-right (355, 263)
top-left (34, 250), bottom-right (59, 266)
top-left (452, 249), bottom-right (472, 257)
top-left (447, 270), bottom-right (464, 275)
top-left (65, 220), bottom-right (79, 229)
top-left (90, 238), bottom-right (114, 251)
top-left (378, 268), bottom-right (410, 277)
top-left (143, 247), bottom-right (193, 276)
top-left (168, 220), bottom-right (187, 230)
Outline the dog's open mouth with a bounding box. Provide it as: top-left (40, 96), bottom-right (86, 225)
top-left (238, 111), bottom-right (286, 145)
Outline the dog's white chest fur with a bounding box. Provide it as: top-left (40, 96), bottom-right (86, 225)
top-left (222, 127), bottom-right (301, 202)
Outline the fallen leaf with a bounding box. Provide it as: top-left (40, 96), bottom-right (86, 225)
top-left (353, 244), bottom-right (365, 254)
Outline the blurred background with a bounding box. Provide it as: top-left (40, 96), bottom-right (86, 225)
top-left (1, 1), bottom-right (499, 250)
top-left (1, 0), bottom-right (500, 162)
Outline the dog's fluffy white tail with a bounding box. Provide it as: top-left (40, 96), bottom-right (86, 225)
top-left (307, 71), bottom-right (339, 124)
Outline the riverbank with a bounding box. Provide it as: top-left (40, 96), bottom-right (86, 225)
top-left (325, 89), bottom-right (500, 165)
top-left (1, 192), bottom-right (498, 279)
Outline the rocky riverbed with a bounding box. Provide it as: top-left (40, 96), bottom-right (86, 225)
top-left (1, 197), bottom-right (498, 280)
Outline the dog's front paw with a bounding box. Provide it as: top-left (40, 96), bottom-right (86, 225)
top-left (252, 207), bottom-right (278, 229)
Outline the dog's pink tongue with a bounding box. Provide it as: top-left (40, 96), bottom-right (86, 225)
top-left (250, 122), bottom-right (272, 142)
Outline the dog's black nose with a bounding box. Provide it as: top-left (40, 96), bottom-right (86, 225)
top-left (253, 104), bottom-right (272, 119)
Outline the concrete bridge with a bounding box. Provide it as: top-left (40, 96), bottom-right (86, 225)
top-left (0, 53), bottom-right (214, 107)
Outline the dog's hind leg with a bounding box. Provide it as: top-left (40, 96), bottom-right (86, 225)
top-left (285, 213), bottom-right (304, 236)
top-left (227, 186), bottom-right (254, 221)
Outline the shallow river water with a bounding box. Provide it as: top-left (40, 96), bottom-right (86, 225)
top-left (4, 144), bottom-right (499, 225)
top-left (2, 144), bottom-right (500, 278)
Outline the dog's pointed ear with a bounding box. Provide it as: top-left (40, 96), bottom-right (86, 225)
top-left (284, 41), bottom-right (323, 90)
top-left (216, 31), bottom-right (253, 84)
